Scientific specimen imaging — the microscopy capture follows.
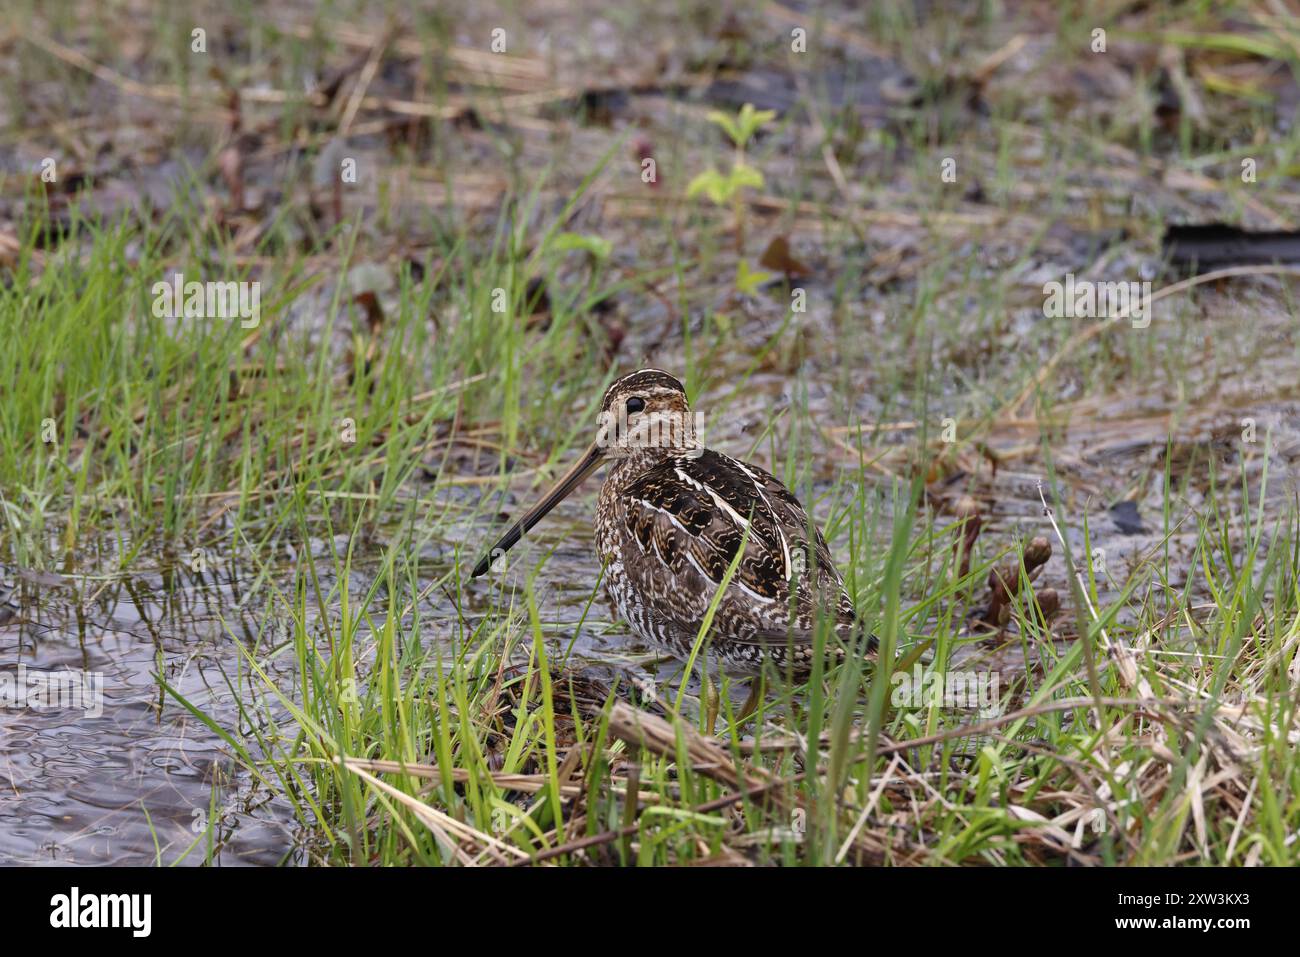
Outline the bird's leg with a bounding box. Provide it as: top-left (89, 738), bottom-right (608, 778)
top-left (737, 679), bottom-right (764, 724)
top-left (703, 671), bottom-right (719, 735)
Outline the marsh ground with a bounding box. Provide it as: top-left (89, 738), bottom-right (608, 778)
top-left (1, 0), bottom-right (1299, 865)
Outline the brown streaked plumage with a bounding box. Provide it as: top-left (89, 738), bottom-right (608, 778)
top-left (471, 368), bottom-right (871, 676)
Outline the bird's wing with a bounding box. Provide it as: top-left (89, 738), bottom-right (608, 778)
top-left (618, 449), bottom-right (855, 646)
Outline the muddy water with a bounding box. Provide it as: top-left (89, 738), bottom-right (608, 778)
top-left (0, 556), bottom-right (305, 864)
top-left (0, 513), bottom-right (651, 865)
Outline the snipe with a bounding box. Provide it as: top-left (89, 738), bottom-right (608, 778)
top-left (472, 369), bottom-right (871, 696)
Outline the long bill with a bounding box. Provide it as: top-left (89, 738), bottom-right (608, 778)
top-left (470, 441), bottom-right (606, 577)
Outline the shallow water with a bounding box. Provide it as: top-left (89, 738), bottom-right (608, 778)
top-left (0, 558), bottom-right (303, 864)
top-left (0, 513), bottom-right (663, 865)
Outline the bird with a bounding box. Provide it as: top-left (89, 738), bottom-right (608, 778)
top-left (471, 368), bottom-right (872, 715)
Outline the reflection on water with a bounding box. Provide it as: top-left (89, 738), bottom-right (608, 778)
top-left (0, 523), bottom-right (635, 866)
top-left (0, 556), bottom-right (302, 865)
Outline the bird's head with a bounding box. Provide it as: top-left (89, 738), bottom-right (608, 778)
top-left (595, 368), bottom-right (698, 458)
top-left (470, 368), bottom-right (697, 577)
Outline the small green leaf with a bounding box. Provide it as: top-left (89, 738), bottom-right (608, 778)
top-left (735, 260), bottom-right (774, 295)
top-left (705, 110), bottom-right (742, 145)
top-left (728, 163), bottom-right (765, 193)
top-left (707, 104), bottom-right (776, 147)
top-left (550, 232), bottom-right (612, 260)
top-left (735, 103), bottom-right (777, 144)
top-left (686, 168), bottom-right (731, 205)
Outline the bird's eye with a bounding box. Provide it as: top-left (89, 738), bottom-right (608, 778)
top-left (626, 397), bottom-right (646, 414)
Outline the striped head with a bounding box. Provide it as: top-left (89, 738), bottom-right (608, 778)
top-left (470, 368), bottom-right (697, 577)
top-left (596, 368), bottom-right (699, 461)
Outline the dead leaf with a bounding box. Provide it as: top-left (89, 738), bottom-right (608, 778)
top-left (758, 235), bottom-right (812, 277)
